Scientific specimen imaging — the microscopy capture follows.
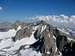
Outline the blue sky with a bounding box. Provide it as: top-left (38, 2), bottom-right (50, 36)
top-left (0, 0), bottom-right (75, 21)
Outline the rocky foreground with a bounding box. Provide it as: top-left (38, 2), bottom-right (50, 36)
top-left (0, 20), bottom-right (75, 56)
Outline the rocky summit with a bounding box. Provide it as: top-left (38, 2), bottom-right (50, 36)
top-left (0, 20), bottom-right (75, 56)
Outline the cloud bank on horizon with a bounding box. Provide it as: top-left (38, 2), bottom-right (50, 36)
top-left (31, 15), bottom-right (75, 30)
top-left (32, 15), bottom-right (75, 23)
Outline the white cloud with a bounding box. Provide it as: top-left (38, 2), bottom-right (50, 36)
top-left (0, 6), bottom-right (3, 11)
top-left (31, 15), bottom-right (75, 23)
top-left (30, 15), bottom-right (75, 29)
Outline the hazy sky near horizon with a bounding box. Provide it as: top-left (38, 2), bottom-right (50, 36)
top-left (0, 0), bottom-right (75, 21)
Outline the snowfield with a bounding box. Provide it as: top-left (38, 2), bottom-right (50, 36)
top-left (0, 29), bottom-right (16, 39)
top-left (0, 26), bottom-right (42, 56)
top-left (0, 26), bottom-right (21, 40)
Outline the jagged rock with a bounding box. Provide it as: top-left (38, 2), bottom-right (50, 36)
top-left (62, 40), bottom-right (75, 56)
top-left (12, 20), bottom-right (57, 56)
top-left (11, 20), bottom-right (28, 30)
top-left (14, 20), bottom-right (48, 41)
top-left (0, 20), bottom-right (75, 56)
top-left (14, 26), bottom-right (33, 41)
top-left (41, 26), bottom-right (56, 56)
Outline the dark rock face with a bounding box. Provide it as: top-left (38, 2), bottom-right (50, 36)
top-left (30, 37), bottom-right (44, 52)
top-left (62, 41), bottom-right (75, 56)
top-left (56, 35), bottom-right (67, 52)
top-left (53, 29), bottom-right (67, 52)
top-left (53, 28), bottom-right (75, 56)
